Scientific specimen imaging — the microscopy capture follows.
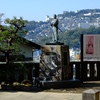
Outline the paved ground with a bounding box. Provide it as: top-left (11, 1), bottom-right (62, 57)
top-left (0, 91), bottom-right (82, 100)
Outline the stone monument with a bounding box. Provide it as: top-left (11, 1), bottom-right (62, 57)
top-left (38, 14), bottom-right (80, 88)
top-left (39, 44), bottom-right (70, 81)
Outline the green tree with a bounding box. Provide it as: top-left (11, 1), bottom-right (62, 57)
top-left (0, 17), bottom-right (27, 64)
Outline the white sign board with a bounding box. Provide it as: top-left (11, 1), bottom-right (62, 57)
top-left (33, 50), bottom-right (41, 63)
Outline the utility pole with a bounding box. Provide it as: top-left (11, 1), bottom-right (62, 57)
top-left (0, 13), bottom-right (4, 25)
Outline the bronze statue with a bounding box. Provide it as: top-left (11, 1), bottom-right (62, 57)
top-left (50, 14), bottom-right (58, 42)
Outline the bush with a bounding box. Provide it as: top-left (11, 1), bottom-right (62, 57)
top-left (21, 80), bottom-right (32, 84)
top-left (13, 82), bottom-right (20, 86)
top-left (1, 82), bottom-right (5, 85)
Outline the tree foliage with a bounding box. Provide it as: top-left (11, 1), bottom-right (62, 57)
top-left (0, 17), bottom-right (28, 63)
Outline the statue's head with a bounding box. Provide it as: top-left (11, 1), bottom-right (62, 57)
top-left (53, 14), bottom-right (57, 19)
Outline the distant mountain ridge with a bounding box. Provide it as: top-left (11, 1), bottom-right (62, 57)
top-left (23, 9), bottom-right (100, 47)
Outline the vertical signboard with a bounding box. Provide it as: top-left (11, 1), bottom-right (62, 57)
top-left (83, 34), bottom-right (100, 61)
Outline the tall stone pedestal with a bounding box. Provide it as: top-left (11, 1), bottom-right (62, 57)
top-left (39, 43), bottom-right (71, 81)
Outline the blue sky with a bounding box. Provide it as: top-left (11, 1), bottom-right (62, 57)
top-left (0, 0), bottom-right (100, 21)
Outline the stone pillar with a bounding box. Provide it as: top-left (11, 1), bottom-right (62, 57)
top-left (82, 89), bottom-right (100, 100)
top-left (39, 43), bottom-right (70, 81)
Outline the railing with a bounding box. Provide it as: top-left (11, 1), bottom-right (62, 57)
top-left (0, 61), bottom-right (100, 82)
top-left (70, 61), bottom-right (100, 81)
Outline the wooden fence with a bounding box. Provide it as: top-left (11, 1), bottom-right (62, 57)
top-left (70, 61), bottom-right (100, 81)
top-left (0, 61), bottom-right (100, 83)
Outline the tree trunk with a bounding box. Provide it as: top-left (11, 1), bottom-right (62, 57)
top-left (5, 52), bottom-right (10, 64)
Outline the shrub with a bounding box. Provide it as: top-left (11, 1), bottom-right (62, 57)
top-left (13, 82), bottom-right (20, 86)
top-left (21, 80), bottom-right (32, 84)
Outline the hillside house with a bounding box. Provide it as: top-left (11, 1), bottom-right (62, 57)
top-left (20, 40), bottom-right (41, 60)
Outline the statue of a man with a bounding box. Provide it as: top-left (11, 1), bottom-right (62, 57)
top-left (50, 14), bottom-right (58, 42)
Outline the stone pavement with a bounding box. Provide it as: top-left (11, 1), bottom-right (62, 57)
top-left (0, 91), bottom-right (82, 100)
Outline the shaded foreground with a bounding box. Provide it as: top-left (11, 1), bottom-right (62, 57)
top-left (1, 81), bottom-right (100, 93)
top-left (44, 81), bottom-right (100, 93)
top-left (1, 81), bottom-right (100, 100)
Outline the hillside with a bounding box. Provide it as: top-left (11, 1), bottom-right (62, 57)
top-left (23, 9), bottom-right (100, 49)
